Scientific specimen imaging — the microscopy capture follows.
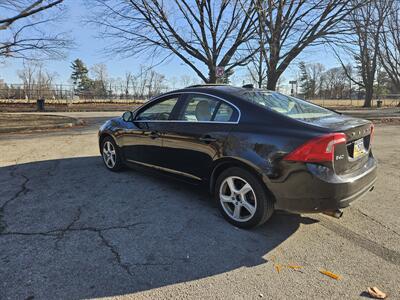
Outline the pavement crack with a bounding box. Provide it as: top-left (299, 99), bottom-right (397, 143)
top-left (0, 222), bottom-right (144, 237)
top-left (55, 208), bottom-right (82, 249)
top-left (0, 169), bottom-right (30, 233)
top-left (0, 220), bottom-right (142, 276)
top-left (354, 208), bottom-right (400, 238)
top-left (318, 216), bottom-right (400, 266)
top-left (97, 230), bottom-right (133, 277)
top-left (131, 262), bottom-right (173, 267)
top-left (47, 160), bottom-right (60, 176)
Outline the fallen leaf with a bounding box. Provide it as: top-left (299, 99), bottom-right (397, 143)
top-left (274, 264), bottom-right (282, 273)
top-left (319, 269), bottom-right (341, 280)
top-left (367, 287), bottom-right (387, 299)
top-left (288, 265), bottom-right (302, 270)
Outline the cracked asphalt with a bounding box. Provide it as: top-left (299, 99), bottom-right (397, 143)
top-left (0, 112), bottom-right (399, 300)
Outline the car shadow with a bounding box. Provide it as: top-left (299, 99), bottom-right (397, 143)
top-left (0, 156), bottom-right (318, 299)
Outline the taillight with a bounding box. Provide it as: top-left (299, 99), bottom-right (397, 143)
top-left (283, 133), bottom-right (346, 163)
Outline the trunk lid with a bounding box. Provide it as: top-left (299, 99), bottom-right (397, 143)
top-left (303, 115), bottom-right (373, 175)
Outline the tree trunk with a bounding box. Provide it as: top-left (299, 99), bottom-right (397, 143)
top-left (208, 67), bottom-right (217, 83)
top-left (257, 48), bottom-right (263, 88)
top-left (266, 76), bottom-right (278, 91)
top-left (363, 87), bottom-right (373, 107)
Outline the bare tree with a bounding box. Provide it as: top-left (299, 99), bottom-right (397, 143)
top-left (148, 70), bottom-right (166, 97)
top-left (91, 63), bottom-right (109, 96)
top-left (336, 0), bottom-right (393, 107)
top-left (17, 60), bottom-right (58, 99)
top-left (180, 75), bottom-right (197, 88)
top-left (244, 0), bottom-right (268, 88)
top-left (0, 0), bottom-right (70, 60)
top-left (323, 66), bottom-right (348, 99)
top-left (246, 43), bottom-right (268, 88)
top-left (134, 66), bottom-right (150, 98)
top-left (251, 0), bottom-right (359, 90)
top-left (123, 72), bottom-right (133, 98)
top-left (379, 1), bottom-right (400, 92)
top-left (169, 76), bottom-right (178, 90)
top-left (17, 60), bottom-right (37, 99)
top-left (90, 0), bottom-right (257, 83)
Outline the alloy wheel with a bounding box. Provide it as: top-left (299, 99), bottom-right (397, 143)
top-left (219, 176), bottom-right (257, 222)
top-left (102, 141), bottom-right (116, 168)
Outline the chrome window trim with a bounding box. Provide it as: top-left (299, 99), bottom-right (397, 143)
top-left (135, 91), bottom-right (241, 124)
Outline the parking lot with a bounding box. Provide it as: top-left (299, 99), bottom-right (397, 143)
top-left (0, 112), bottom-right (399, 299)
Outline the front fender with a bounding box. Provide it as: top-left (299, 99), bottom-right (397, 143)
top-left (98, 117), bottom-right (125, 150)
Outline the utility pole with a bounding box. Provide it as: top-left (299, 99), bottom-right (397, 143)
top-left (289, 80), bottom-right (297, 96)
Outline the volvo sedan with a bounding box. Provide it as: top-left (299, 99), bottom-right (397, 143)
top-left (98, 85), bottom-right (377, 228)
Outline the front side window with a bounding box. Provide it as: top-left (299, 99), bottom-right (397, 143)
top-left (136, 97), bottom-right (179, 121)
top-left (242, 90), bottom-right (335, 120)
top-left (180, 94), bottom-right (236, 122)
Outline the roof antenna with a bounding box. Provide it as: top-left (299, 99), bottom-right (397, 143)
top-left (242, 84), bottom-right (254, 89)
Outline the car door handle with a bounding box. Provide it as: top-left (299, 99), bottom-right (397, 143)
top-left (199, 135), bottom-right (217, 143)
top-left (149, 131), bottom-right (161, 139)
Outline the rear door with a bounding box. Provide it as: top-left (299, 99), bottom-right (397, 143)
top-left (158, 93), bottom-right (240, 180)
top-left (120, 94), bottom-right (181, 167)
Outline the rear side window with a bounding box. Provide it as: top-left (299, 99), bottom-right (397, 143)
top-left (214, 103), bottom-right (234, 122)
top-left (180, 94), bottom-right (237, 123)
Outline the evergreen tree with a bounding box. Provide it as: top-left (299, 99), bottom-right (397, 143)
top-left (299, 61), bottom-right (316, 99)
top-left (70, 59), bottom-right (92, 93)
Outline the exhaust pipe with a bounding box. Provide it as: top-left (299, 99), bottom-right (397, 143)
top-left (323, 210), bottom-right (343, 219)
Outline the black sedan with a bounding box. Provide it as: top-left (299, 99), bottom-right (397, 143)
top-left (98, 85), bottom-right (377, 228)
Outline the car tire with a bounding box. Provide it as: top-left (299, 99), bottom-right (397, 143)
top-left (101, 136), bottom-right (124, 171)
top-left (215, 167), bottom-right (274, 228)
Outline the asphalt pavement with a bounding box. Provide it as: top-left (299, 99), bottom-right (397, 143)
top-left (0, 112), bottom-right (399, 299)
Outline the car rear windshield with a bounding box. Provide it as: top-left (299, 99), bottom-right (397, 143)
top-left (242, 91), bottom-right (336, 120)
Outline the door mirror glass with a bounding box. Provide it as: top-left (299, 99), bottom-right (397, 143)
top-left (122, 111), bottom-right (134, 122)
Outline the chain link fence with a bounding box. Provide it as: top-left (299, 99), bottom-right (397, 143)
top-left (309, 95), bottom-right (400, 108)
top-left (0, 83), bottom-right (170, 104)
top-left (0, 83), bottom-right (399, 107)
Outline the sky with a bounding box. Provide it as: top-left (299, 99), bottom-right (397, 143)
top-left (0, 1), bottom-right (340, 90)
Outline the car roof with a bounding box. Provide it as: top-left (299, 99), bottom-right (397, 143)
top-left (185, 84), bottom-right (249, 94)
top-left (169, 84), bottom-right (267, 100)
top-left (147, 85), bottom-right (304, 125)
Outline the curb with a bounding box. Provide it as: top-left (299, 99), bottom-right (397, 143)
top-left (0, 115), bottom-right (85, 134)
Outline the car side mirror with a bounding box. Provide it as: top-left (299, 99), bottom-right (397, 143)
top-left (122, 111), bottom-right (134, 122)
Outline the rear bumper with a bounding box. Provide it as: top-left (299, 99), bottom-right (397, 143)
top-left (269, 156), bottom-right (377, 213)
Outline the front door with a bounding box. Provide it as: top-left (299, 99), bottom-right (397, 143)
top-left (120, 94), bottom-right (181, 167)
top-left (158, 93), bottom-right (239, 180)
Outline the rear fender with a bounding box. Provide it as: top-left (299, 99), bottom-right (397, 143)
top-left (208, 156), bottom-right (273, 195)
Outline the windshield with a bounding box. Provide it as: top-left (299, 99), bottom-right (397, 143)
top-left (242, 90), bottom-right (335, 120)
